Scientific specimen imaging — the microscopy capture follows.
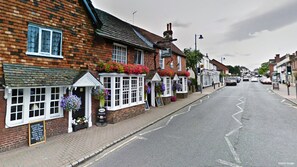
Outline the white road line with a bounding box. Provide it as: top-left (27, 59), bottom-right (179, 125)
top-left (225, 126), bottom-right (243, 137)
top-left (166, 116), bottom-right (175, 126)
top-left (217, 159), bottom-right (242, 167)
top-left (281, 99), bottom-right (286, 103)
top-left (278, 162), bottom-right (295, 166)
top-left (139, 126), bottom-right (165, 136)
top-left (95, 136), bottom-right (139, 162)
top-left (232, 114), bottom-right (243, 126)
top-left (225, 137), bottom-right (241, 164)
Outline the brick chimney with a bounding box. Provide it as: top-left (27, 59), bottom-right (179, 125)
top-left (275, 54), bottom-right (280, 63)
top-left (163, 23), bottom-right (173, 40)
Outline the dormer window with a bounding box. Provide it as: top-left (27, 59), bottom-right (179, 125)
top-left (26, 24), bottom-right (63, 58)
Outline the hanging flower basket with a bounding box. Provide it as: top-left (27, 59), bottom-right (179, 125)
top-left (176, 71), bottom-right (190, 77)
top-left (93, 88), bottom-right (110, 108)
top-left (155, 83), bottom-right (165, 97)
top-left (60, 95), bottom-right (81, 112)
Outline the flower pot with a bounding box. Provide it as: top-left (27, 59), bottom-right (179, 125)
top-left (72, 123), bottom-right (88, 132)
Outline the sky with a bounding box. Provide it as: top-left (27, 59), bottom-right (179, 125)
top-left (93, 0), bottom-right (297, 70)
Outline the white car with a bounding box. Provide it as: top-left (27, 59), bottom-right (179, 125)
top-left (251, 77), bottom-right (258, 82)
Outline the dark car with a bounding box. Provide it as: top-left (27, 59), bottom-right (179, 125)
top-left (225, 77), bottom-right (237, 86)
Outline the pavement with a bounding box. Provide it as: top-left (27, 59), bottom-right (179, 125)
top-left (0, 85), bottom-right (222, 167)
top-left (0, 83), bottom-right (295, 167)
top-left (271, 83), bottom-right (297, 104)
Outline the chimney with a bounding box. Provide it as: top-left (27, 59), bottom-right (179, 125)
top-left (163, 23), bottom-right (173, 40)
top-left (275, 54), bottom-right (280, 63)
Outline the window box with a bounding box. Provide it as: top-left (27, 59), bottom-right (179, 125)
top-left (72, 123), bottom-right (88, 132)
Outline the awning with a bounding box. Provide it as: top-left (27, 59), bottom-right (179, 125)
top-left (73, 71), bottom-right (104, 88)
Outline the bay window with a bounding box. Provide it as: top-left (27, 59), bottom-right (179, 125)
top-left (100, 74), bottom-right (145, 110)
top-left (161, 77), bottom-right (171, 97)
top-left (6, 87), bottom-right (64, 127)
top-left (177, 76), bottom-right (188, 93)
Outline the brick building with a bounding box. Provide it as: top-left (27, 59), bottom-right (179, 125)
top-left (0, 0), bottom-right (188, 152)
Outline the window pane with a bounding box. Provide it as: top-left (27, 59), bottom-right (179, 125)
top-left (10, 114), bottom-right (16, 121)
top-left (41, 30), bottom-right (50, 53)
top-left (17, 113), bottom-right (22, 120)
top-left (27, 26), bottom-right (39, 53)
top-left (52, 32), bottom-right (61, 56)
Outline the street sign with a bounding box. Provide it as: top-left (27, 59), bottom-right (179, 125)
top-left (161, 48), bottom-right (172, 58)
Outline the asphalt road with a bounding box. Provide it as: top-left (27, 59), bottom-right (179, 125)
top-left (79, 81), bottom-right (297, 167)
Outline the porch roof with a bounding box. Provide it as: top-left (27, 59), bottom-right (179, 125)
top-left (3, 64), bottom-right (101, 88)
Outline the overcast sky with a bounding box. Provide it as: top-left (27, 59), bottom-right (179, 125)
top-left (93, 0), bottom-right (297, 70)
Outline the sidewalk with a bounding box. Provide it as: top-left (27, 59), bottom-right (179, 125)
top-left (0, 86), bottom-right (221, 167)
top-left (271, 83), bottom-right (297, 104)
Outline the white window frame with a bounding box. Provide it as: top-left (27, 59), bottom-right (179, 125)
top-left (5, 86), bottom-right (64, 128)
top-left (134, 49), bottom-right (144, 65)
top-left (177, 56), bottom-right (182, 71)
top-left (161, 76), bottom-right (171, 97)
top-left (99, 73), bottom-right (145, 111)
top-left (177, 76), bottom-right (188, 93)
top-left (26, 24), bottom-right (63, 58)
top-left (112, 43), bottom-right (127, 64)
top-left (159, 50), bottom-right (165, 69)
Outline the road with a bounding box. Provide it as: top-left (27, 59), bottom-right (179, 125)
top-left (79, 81), bottom-right (297, 167)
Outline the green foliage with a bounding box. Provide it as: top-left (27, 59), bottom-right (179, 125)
top-left (184, 48), bottom-right (204, 91)
top-left (258, 62), bottom-right (269, 75)
top-left (227, 65), bottom-right (241, 75)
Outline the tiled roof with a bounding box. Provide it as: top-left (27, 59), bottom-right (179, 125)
top-left (210, 59), bottom-right (228, 70)
top-left (3, 64), bottom-right (86, 87)
top-left (133, 26), bottom-right (186, 57)
top-left (95, 9), bottom-right (153, 51)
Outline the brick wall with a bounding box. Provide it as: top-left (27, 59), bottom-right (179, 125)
top-left (107, 104), bottom-right (145, 124)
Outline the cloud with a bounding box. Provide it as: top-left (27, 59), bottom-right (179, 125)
top-left (172, 21), bottom-right (191, 28)
top-left (225, 1), bottom-right (297, 41)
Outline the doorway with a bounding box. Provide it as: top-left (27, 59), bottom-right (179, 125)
top-left (72, 87), bottom-right (85, 119)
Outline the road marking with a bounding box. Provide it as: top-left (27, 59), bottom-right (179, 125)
top-left (225, 137), bottom-right (241, 164)
top-left (278, 162), bottom-right (295, 166)
top-left (281, 99), bottom-right (286, 103)
top-left (232, 112), bottom-right (243, 126)
top-left (217, 159), bottom-right (242, 167)
top-left (139, 126), bottom-right (165, 136)
top-left (225, 126), bottom-right (243, 137)
top-left (94, 136), bottom-right (139, 162)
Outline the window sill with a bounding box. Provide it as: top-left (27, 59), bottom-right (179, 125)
top-left (106, 102), bottom-right (145, 111)
top-left (5, 114), bottom-right (64, 128)
top-left (26, 52), bottom-right (63, 59)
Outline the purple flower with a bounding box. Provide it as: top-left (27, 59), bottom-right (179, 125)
top-left (161, 83), bottom-right (165, 92)
top-left (60, 95), bottom-right (81, 112)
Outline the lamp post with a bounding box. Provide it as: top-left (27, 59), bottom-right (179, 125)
top-left (221, 57), bottom-right (225, 64)
top-left (195, 34), bottom-right (203, 93)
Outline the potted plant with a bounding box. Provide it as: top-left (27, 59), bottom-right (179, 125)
top-left (72, 116), bottom-right (88, 132)
top-left (60, 95), bottom-right (81, 113)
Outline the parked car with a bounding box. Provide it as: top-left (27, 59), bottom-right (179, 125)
top-left (243, 76), bottom-right (249, 81)
top-left (260, 77), bottom-right (272, 84)
top-left (251, 77), bottom-right (258, 82)
top-left (225, 77), bottom-right (237, 86)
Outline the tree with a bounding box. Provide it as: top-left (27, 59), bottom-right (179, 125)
top-left (184, 48), bottom-right (204, 91)
top-left (227, 65), bottom-right (241, 75)
top-left (258, 62), bottom-right (269, 75)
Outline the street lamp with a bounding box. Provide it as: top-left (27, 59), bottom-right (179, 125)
top-left (221, 57), bottom-right (225, 64)
top-left (195, 34), bottom-right (203, 93)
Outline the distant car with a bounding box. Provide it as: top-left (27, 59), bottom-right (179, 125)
top-left (236, 77), bottom-right (241, 83)
top-left (260, 77), bottom-right (272, 84)
top-left (251, 77), bottom-right (258, 82)
top-left (243, 76), bottom-right (249, 81)
top-left (225, 77), bottom-right (237, 86)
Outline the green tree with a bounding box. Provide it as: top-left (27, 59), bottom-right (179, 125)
top-left (184, 48), bottom-right (204, 91)
top-left (258, 62), bottom-right (269, 75)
